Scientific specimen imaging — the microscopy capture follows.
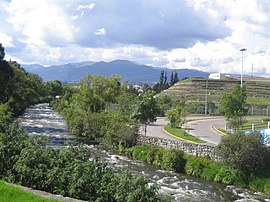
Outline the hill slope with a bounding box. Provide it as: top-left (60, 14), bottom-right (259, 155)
top-left (162, 78), bottom-right (270, 106)
top-left (22, 60), bottom-right (209, 83)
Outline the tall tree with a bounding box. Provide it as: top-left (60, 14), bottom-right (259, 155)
top-left (133, 90), bottom-right (159, 135)
top-left (220, 85), bottom-right (248, 131)
top-left (173, 71), bottom-right (179, 84)
top-left (159, 70), bottom-right (165, 85)
top-left (0, 43), bottom-right (4, 61)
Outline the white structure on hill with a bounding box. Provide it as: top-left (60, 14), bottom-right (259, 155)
top-left (209, 73), bottom-right (231, 80)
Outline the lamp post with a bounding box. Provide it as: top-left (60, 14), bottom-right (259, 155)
top-left (240, 48), bottom-right (247, 87)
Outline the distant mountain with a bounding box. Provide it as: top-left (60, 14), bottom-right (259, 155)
top-left (22, 60), bottom-right (209, 83)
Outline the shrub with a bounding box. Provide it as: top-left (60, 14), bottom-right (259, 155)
top-left (214, 166), bottom-right (243, 185)
top-left (217, 132), bottom-right (270, 176)
top-left (185, 157), bottom-right (207, 177)
top-left (162, 149), bottom-right (185, 173)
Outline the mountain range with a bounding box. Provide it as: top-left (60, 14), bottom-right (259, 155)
top-left (22, 60), bottom-right (209, 83)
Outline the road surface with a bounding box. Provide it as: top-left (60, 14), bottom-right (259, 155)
top-left (145, 117), bottom-right (227, 145)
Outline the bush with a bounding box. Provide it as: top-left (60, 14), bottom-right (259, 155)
top-left (217, 133), bottom-right (270, 176)
top-left (214, 167), bottom-right (243, 185)
top-left (201, 161), bottom-right (222, 181)
top-left (162, 149), bottom-right (185, 173)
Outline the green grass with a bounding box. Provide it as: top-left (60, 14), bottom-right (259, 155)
top-left (242, 119), bottom-right (269, 130)
top-left (247, 97), bottom-right (270, 106)
top-left (164, 125), bottom-right (206, 143)
top-left (0, 180), bottom-right (59, 202)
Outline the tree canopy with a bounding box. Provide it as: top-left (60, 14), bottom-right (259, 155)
top-left (133, 90), bottom-right (159, 135)
top-left (220, 85), bottom-right (248, 131)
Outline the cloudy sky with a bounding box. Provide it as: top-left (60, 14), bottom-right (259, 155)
top-left (1, 0), bottom-right (270, 76)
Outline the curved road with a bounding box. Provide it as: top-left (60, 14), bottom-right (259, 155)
top-left (145, 117), bottom-right (226, 146)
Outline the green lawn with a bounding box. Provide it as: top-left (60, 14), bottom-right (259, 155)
top-left (242, 119), bottom-right (269, 130)
top-left (0, 181), bottom-right (59, 202)
top-left (247, 97), bottom-right (270, 106)
top-left (164, 125), bottom-right (206, 143)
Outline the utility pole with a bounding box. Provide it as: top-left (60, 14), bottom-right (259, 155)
top-left (240, 48), bottom-right (247, 87)
top-left (251, 63), bottom-right (253, 78)
top-left (205, 79), bottom-right (208, 115)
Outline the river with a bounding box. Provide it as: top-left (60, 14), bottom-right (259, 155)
top-left (19, 103), bottom-right (270, 202)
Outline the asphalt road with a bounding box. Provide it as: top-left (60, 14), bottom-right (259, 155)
top-left (145, 117), bottom-right (227, 145)
top-left (184, 118), bottom-right (226, 145)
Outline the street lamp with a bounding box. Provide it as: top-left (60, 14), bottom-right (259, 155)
top-left (240, 48), bottom-right (247, 87)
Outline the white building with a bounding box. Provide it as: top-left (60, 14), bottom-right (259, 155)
top-left (209, 73), bottom-right (231, 80)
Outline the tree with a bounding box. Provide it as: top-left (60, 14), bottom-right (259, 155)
top-left (133, 90), bottom-right (159, 135)
top-left (217, 132), bottom-right (270, 177)
top-left (166, 104), bottom-right (187, 128)
top-left (0, 43), bottom-right (4, 61)
top-left (220, 85), bottom-right (248, 131)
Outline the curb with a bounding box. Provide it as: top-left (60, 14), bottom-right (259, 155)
top-left (212, 125), bottom-right (228, 136)
top-left (162, 127), bottom-right (197, 144)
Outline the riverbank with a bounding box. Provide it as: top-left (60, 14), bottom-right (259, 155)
top-left (16, 104), bottom-right (270, 201)
top-left (125, 144), bottom-right (270, 197)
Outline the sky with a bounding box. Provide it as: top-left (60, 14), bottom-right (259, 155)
top-left (1, 0), bottom-right (270, 77)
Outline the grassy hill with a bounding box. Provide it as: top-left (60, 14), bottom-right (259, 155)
top-left (161, 78), bottom-right (270, 107)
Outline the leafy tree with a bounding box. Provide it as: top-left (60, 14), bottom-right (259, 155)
top-left (133, 90), bottom-right (159, 135)
top-left (155, 94), bottom-right (175, 116)
top-left (217, 133), bottom-right (270, 177)
top-left (166, 103), bottom-right (187, 128)
top-left (0, 43), bottom-right (4, 61)
top-left (220, 85), bottom-right (248, 131)
top-left (74, 75), bottom-right (121, 113)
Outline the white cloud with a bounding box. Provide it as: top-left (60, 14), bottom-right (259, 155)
top-left (1, 0), bottom-right (270, 77)
top-left (77, 3), bottom-right (95, 10)
top-left (0, 32), bottom-right (13, 47)
top-left (94, 28), bottom-right (106, 36)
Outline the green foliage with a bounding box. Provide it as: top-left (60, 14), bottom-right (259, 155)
top-left (0, 116), bottom-right (164, 201)
top-left (214, 167), bottom-right (242, 185)
top-left (217, 133), bottom-right (270, 176)
top-left (133, 90), bottom-right (159, 135)
top-left (0, 43), bottom-right (4, 61)
top-left (0, 114), bottom-right (29, 177)
top-left (130, 144), bottom-right (186, 173)
top-left (166, 103), bottom-right (187, 128)
top-left (0, 180), bottom-right (59, 202)
top-left (0, 45), bottom-right (51, 116)
top-left (220, 85), bottom-right (248, 131)
top-left (75, 75), bottom-right (121, 113)
top-left (249, 178), bottom-right (270, 195)
top-left (185, 157), bottom-right (207, 177)
top-left (155, 94), bottom-right (175, 116)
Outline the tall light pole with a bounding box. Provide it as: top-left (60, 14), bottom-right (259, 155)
top-left (240, 48), bottom-right (247, 87)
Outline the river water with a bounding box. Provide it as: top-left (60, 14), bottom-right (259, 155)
top-left (19, 104), bottom-right (270, 202)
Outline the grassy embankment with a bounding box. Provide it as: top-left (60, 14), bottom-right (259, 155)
top-left (127, 144), bottom-right (270, 196)
top-left (164, 125), bottom-right (205, 143)
top-left (0, 181), bottom-right (59, 202)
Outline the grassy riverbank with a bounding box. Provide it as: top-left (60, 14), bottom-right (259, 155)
top-left (0, 181), bottom-right (59, 202)
top-left (127, 144), bottom-right (270, 196)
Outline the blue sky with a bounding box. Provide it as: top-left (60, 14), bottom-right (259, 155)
top-left (1, 0), bottom-right (270, 76)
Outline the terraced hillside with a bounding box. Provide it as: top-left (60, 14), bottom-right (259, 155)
top-left (161, 78), bottom-right (270, 106)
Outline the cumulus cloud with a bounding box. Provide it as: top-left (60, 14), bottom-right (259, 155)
top-left (1, 0), bottom-right (270, 77)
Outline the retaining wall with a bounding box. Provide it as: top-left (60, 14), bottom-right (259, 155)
top-left (136, 135), bottom-right (219, 160)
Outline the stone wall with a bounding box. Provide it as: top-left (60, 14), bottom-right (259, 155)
top-left (136, 135), bottom-right (218, 160)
